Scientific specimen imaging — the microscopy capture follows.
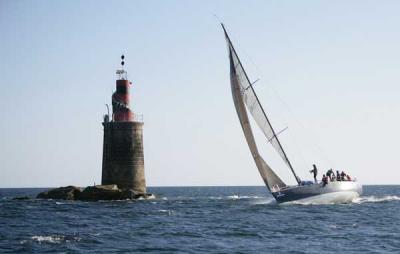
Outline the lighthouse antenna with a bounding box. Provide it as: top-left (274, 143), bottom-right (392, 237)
top-left (116, 54), bottom-right (127, 80)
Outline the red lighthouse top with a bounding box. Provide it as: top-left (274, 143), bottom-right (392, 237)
top-left (112, 55), bottom-right (134, 122)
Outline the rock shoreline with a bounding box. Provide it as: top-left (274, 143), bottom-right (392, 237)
top-left (36, 185), bottom-right (152, 201)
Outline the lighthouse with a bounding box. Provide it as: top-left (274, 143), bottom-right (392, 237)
top-left (101, 55), bottom-right (146, 194)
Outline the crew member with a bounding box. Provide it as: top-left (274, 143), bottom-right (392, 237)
top-left (326, 169), bottom-right (334, 181)
top-left (310, 164), bottom-right (318, 183)
top-left (321, 174), bottom-right (328, 187)
top-left (336, 170), bottom-right (341, 181)
top-left (341, 171), bottom-right (347, 181)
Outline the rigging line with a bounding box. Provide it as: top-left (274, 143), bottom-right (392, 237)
top-left (285, 122), bottom-right (310, 176)
top-left (254, 72), bottom-right (334, 169)
top-left (251, 79), bottom-right (312, 173)
top-left (222, 24), bottom-right (301, 184)
top-left (244, 79), bottom-right (260, 91)
top-left (213, 14), bottom-right (222, 23)
top-left (267, 126), bottom-right (288, 143)
top-left (269, 84), bottom-right (335, 167)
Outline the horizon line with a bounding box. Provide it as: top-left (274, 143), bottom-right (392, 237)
top-left (0, 184), bottom-right (399, 189)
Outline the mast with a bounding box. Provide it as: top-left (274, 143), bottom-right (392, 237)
top-left (222, 24), bottom-right (301, 184)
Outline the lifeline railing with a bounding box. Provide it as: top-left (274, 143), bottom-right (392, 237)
top-left (103, 113), bottom-right (144, 123)
top-left (132, 113), bottom-right (143, 122)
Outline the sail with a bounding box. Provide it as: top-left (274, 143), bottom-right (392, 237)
top-left (227, 33), bottom-right (286, 190)
top-left (223, 24), bottom-right (300, 184)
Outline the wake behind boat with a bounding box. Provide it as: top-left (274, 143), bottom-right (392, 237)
top-left (222, 24), bottom-right (362, 204)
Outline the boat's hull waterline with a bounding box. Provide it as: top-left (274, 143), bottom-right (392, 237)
top-left (272, 181), bottom-right (363, 204)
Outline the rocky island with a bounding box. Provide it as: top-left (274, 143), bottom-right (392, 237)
top-left (37, 185), bottom-right (152, 201)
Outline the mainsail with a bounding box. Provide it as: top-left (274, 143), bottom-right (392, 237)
top-left (223, 24), bottom-right (300, 186)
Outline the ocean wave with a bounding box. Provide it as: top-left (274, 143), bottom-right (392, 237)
top-left (158, 209), bottom-right (174, 215)
top-left (156, 195), bottom-right (265, 201)
top-left (285, 200), bottom-right (344, 206)
top-left (30, 235), bottom-right (81, 244)
top-left (227, 195), bottom-right (263, 200)
top-left (353, 195), bottom-right (400, 204)
top-left (207, 195), bottom-right (264, 200)
top-left (328, 223), bottom-right (358, 229)
top-left (147, 194), bottom-right (156, 199)
top-left (135, 194), bottom-right (157, 200)
top-left (250, 198), bottom-right (277, 205)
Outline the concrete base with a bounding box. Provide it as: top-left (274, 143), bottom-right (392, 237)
top-left (102, 121), bottom-right (146, 193)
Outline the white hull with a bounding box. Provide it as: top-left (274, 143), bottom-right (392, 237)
top-left (284, 190), bottom-right (360, 205)
top-left (272, 181), bottom-right (363, 204)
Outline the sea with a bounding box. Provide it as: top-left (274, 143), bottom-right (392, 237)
top-left (0, 186), bottom-right (399, 253)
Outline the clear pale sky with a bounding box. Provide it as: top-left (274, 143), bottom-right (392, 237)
top-left (1, 1), bottom-right (399, 187)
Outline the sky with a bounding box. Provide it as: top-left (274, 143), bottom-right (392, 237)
top-left (1, 0), bottom-right (400, 187)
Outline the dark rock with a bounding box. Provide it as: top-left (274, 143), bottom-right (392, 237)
top-left (120, 189), bottom-right (142, 199)
top-left (77, 185), bottom-right (123, 201)
top-left (36, 186), bottom-right (82, 200)
top-left (36, 184), bottom-right (151, 201)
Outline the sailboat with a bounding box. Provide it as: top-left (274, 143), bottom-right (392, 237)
top-left (223, 24), bottom-right (362, 204)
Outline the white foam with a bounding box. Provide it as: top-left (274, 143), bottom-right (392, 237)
top-left (250, 198), bottom-right (276, 205)
top-left (31, 235), bottom-right (81, 244)
top-left (352, 195), bottom-right (400, 204)
top-left (32, 236), bottom-right (61, 243)
top-left (158, 209), bottom-right (173, 215)
top-left (145, 194), bottom-right (156, 200)
top-left (137, 194), bottom-right (156, 200)
top-left (327, 222), bottom-right (358, 230)
top-left (229, 195), bottom-right (263, 199)
top-left (208, 196), bottom-right (223, 200)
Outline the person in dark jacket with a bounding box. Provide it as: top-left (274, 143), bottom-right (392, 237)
top-left (310, 164), bottom-right (318, 183)
top-left (326, 169), bottom-right (334, 181)
top-left (336, 170), bottom-right (341, 181)
top-left (341, 171), bottom-right (346, 181)
top-left (321, 174), bottom-right (328, 187)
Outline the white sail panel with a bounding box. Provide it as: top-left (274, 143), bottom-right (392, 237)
top-left (227, 41), bottom-right (292, 171)
top-left (229, 46), bottom-right (286, 189)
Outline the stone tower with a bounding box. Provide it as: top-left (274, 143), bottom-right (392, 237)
top-left (101, 56), bottom-right (146, 194)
